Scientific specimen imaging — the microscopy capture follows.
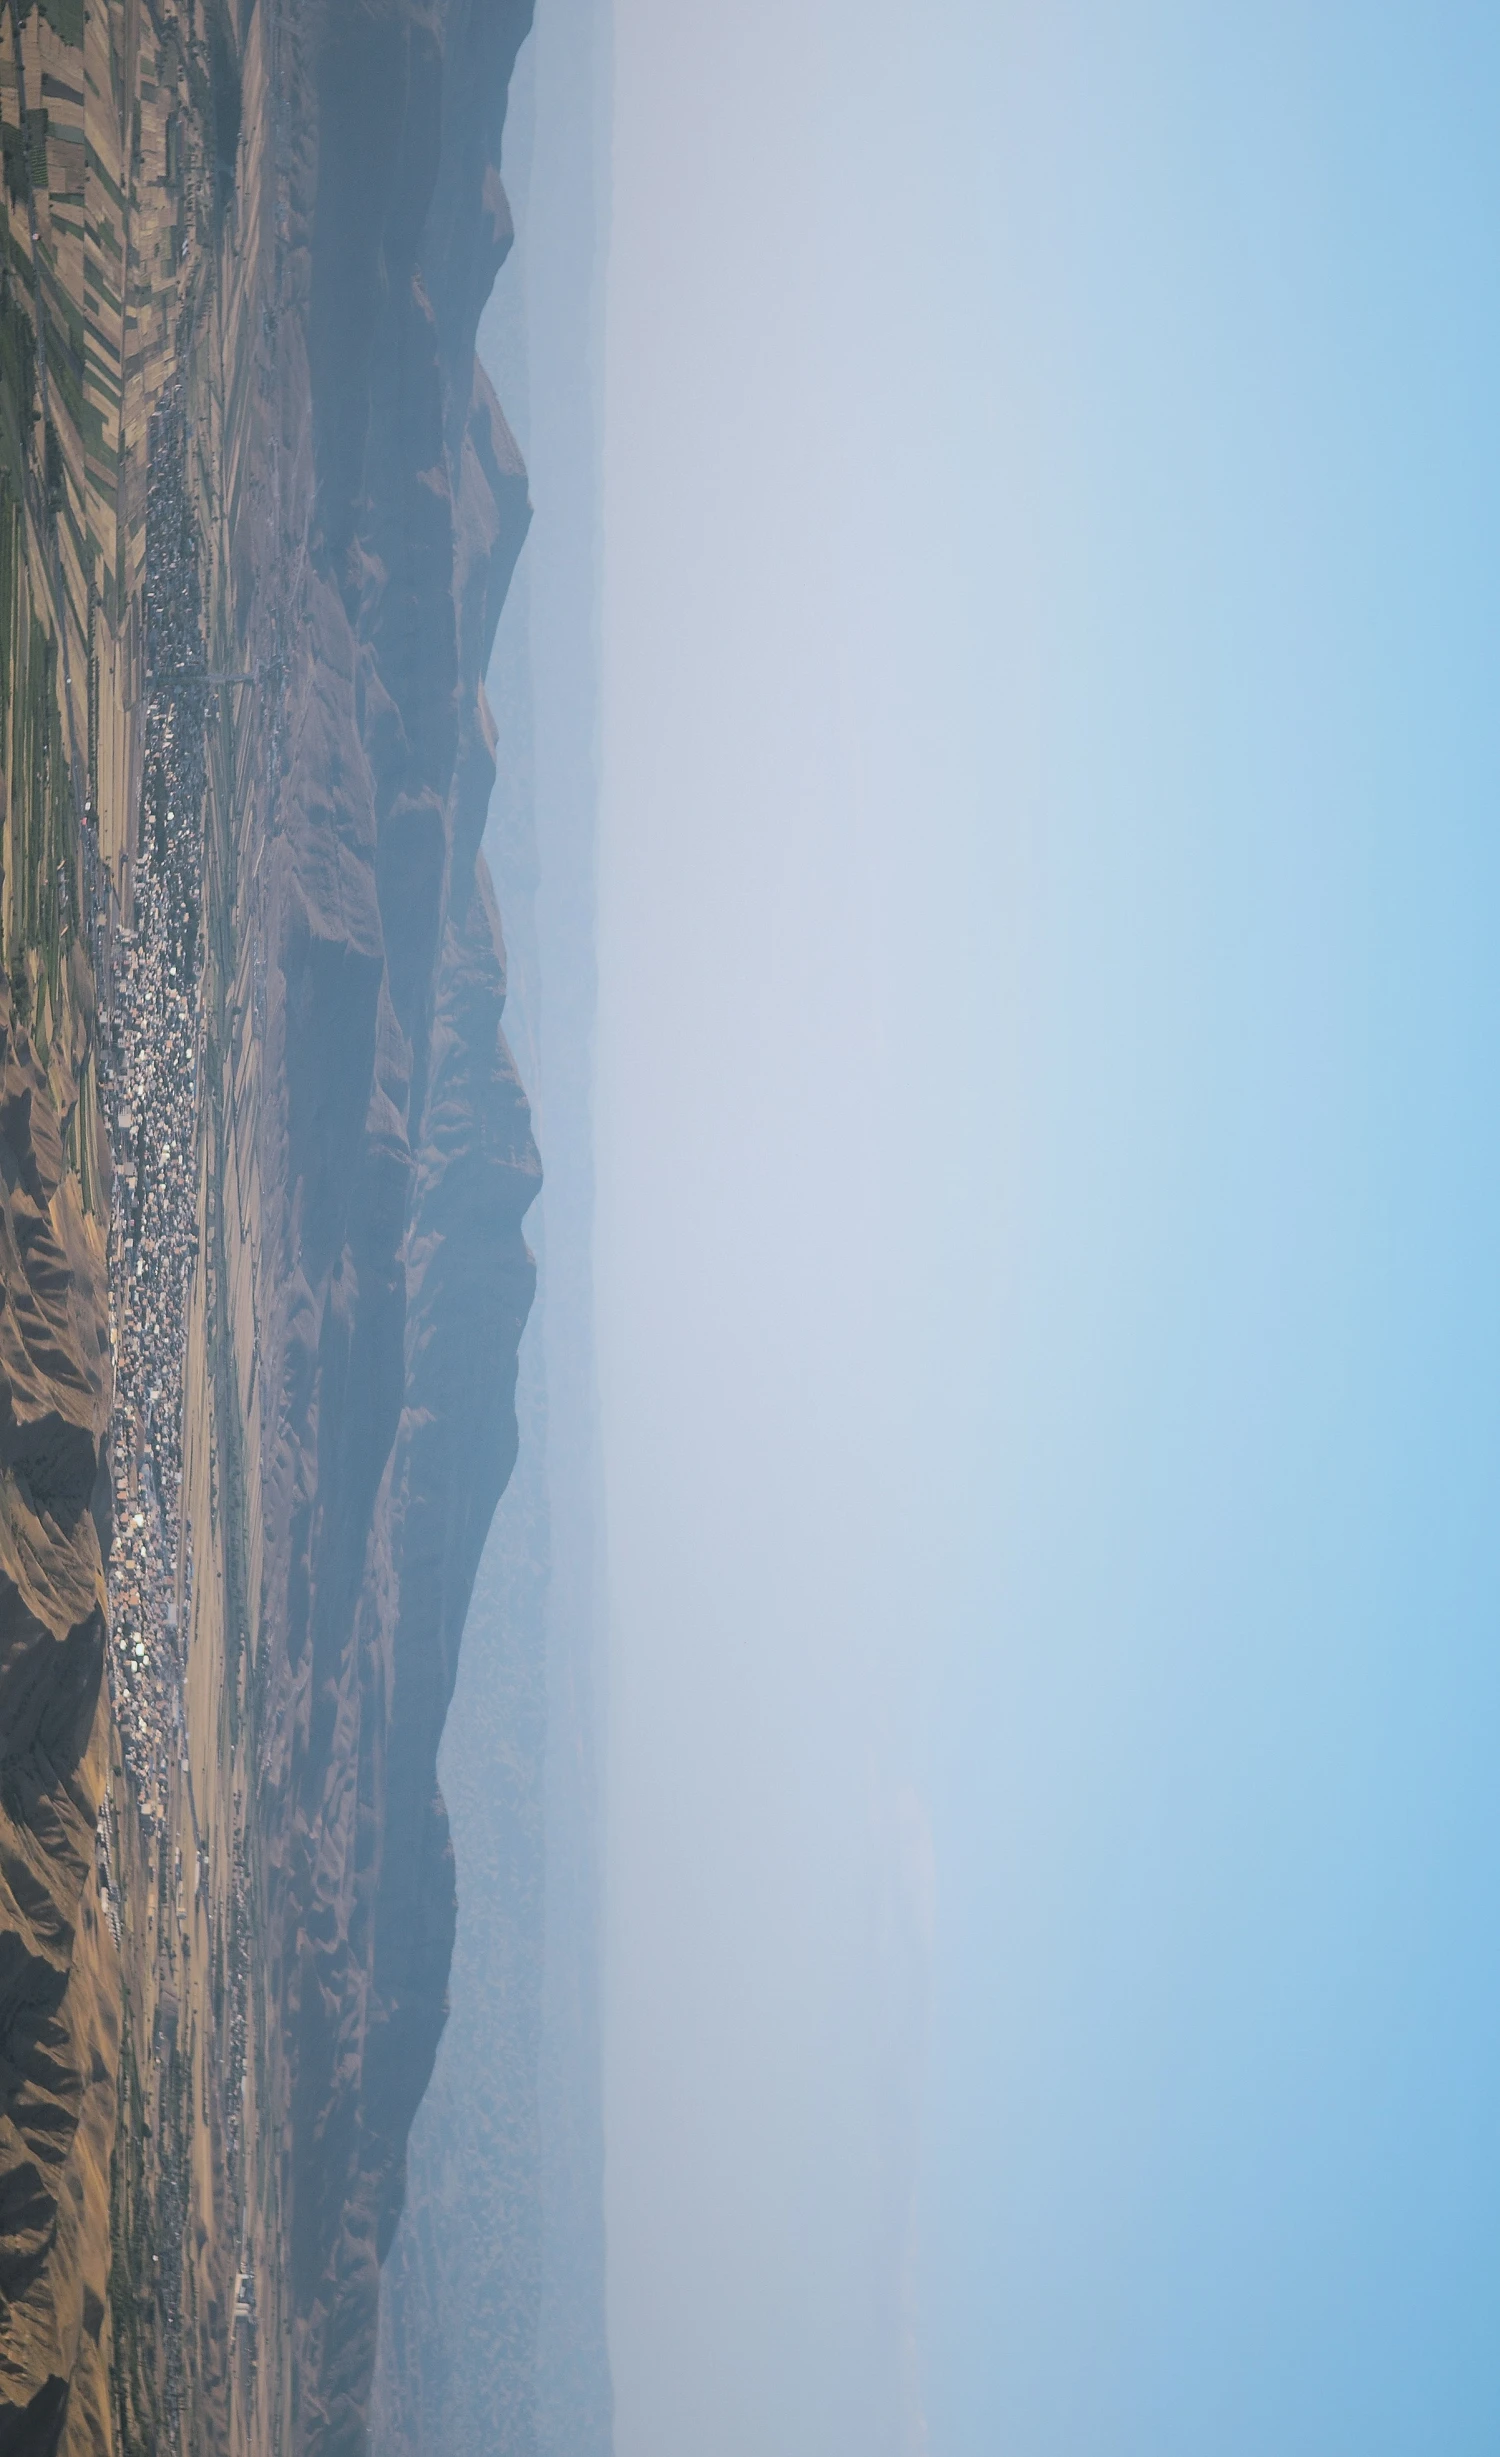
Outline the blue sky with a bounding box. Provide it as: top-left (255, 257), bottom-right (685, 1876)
top-left (595, 6), bottom-right (1500, 2450)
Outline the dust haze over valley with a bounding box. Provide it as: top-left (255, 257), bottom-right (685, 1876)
top-left (0, 0), bottom-right (944, 2438)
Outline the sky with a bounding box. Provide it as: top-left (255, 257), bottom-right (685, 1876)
top-left (594, 5), bottom-right (1500, 2453)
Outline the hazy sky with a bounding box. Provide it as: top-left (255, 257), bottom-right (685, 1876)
top-left (595, 6), bottom-right (1500, 2453)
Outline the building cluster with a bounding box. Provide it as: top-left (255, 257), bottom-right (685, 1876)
top-left (79, 369), bottom-right (276, 2417)
top-left (96, 391), bottom-right (208, 1834)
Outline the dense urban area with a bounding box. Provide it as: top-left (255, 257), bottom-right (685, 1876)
top-left (97, 392), bottom-right (208, 1847)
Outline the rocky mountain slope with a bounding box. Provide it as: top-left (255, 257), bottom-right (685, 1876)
top-left (0, 978), bottom-right (114, 2457)
top-left (371, 21), bottom-right (614, 2448)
